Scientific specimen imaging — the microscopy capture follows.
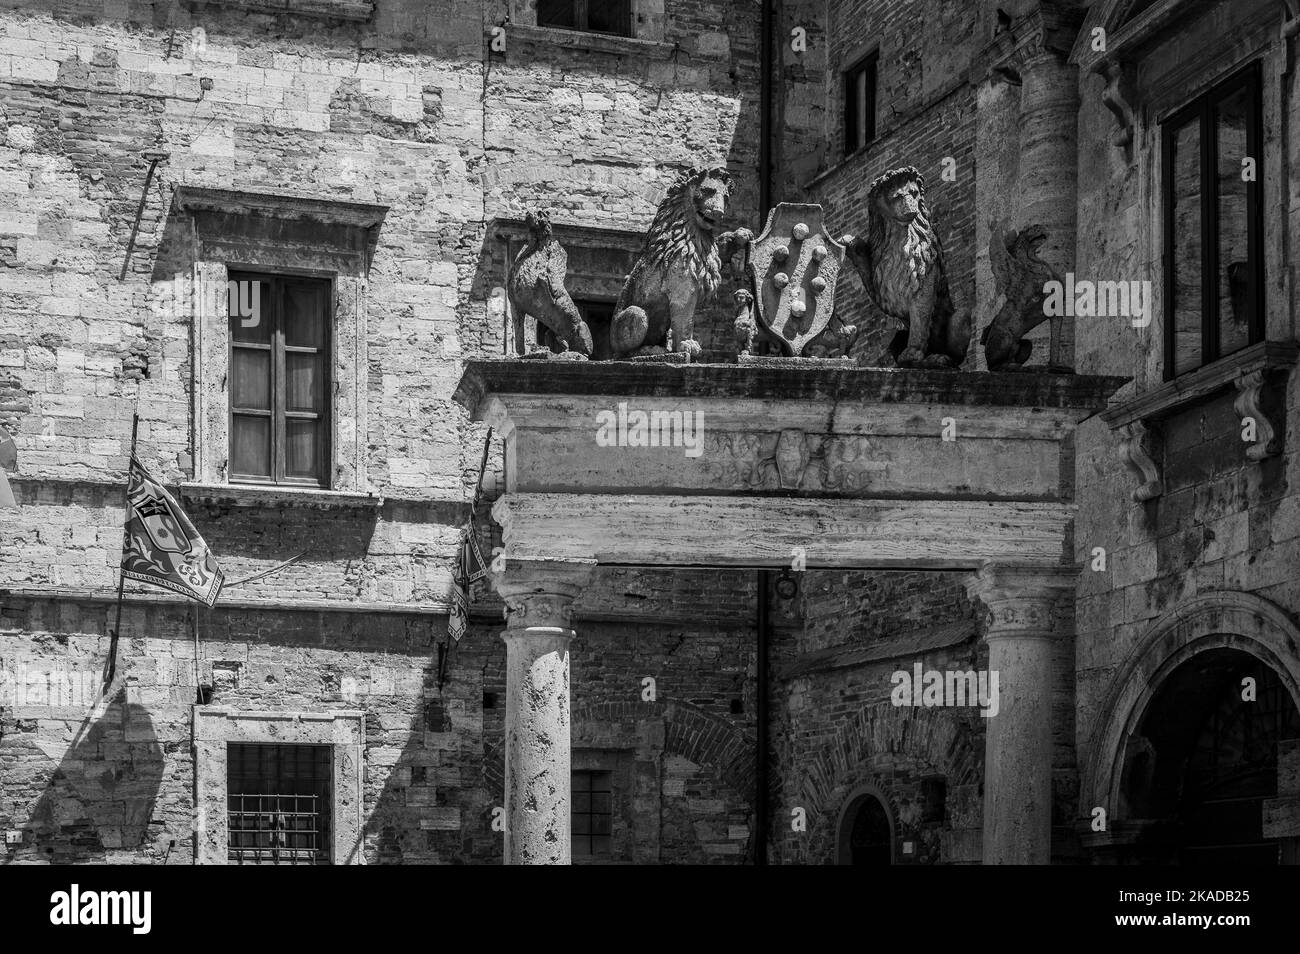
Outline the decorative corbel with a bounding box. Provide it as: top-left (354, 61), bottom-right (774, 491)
top-left (1119, 420), bottom-right (1162, 502)
top-left (1097, 59), bottom-right (1136, 153)
top-left (1233, 369), bottom-right (1283, 461)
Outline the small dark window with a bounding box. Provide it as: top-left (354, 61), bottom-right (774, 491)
top-left (228, 271), bottom-right (331, 486)
top-left (920, 777), bottom-right (947, 825)
top-left (538, 0), bottom-right (632, 36)
top-left (227, 743), bottom-right (331, 864)
top-left (1162, 62), bottom-right (1263, 379)
top-left (844, 53), bottom-right (878, 156)
top-left (572, 769), bottom-right (613, 858)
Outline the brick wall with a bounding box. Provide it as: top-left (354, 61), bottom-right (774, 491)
top-left (768, 568), bottom-right (988, 864)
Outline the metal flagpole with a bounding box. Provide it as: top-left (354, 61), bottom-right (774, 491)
top-left (105, 412), bottom-right (139, 690)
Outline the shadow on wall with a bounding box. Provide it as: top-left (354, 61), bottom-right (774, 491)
top-left (23, 692), bottom-right (165, 862)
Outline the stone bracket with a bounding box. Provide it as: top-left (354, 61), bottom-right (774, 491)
top-left (1101, 341), bottom-right (1299, 501)
top-left (1097, 59), bottom-right (1136, 154)
top-left (1120, 420), bottom-right (1163, 502)
top-left (1232, 369), bottom-right (1283, 461)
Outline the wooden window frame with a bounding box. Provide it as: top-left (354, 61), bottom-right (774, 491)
top-left (1160, 60), bottom-right (1264, 382)
top-left (228, 269), bottom-right (333, 488)
top-left (844, 52), bottom-right (879, 157)
top-left (537, 0), bottom-right (633, 37)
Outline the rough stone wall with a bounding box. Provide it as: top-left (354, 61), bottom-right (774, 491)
top-left (0, 0), bottom-right (763, 864)
top-left (1071, 0), bottom-right (1300, 828)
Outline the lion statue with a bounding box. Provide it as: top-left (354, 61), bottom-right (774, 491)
top-left (982, 219), bottom-right (1061, 370)
top-left (609, 165), bottom-right (752, 359)
top-left (841, 166), bottom-right (970, 368)
top-left (508, 209), bottom-right (594, 358)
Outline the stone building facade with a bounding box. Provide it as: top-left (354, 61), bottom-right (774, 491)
top-left (2, 0), bottom-right (1299, 865)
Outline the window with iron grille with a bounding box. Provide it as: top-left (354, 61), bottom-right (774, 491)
top-left (844, 53), bottom-right (878, 156)
top-left (1161, 62), bottom-right (1263, 380)
top-left (537, 0), bottom-right (632, 36)
top-left (227, 743), bottom-right (332, 865)
top-left (572, 769), bottom-right (613, 858)
top-left (227, 271), bottom-right (332, 486)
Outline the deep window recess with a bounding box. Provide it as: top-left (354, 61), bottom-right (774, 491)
top-left (1161, 62), bottom-right (1263, 380)
top-left (537, 0), bottom-right (632, 36)
top-left (572, 769), bottom-right (613, 858)
top-left (227, 743), bottom-right (332, 865)
top-left (844, 53), bottom-right (878, 156)
top-left (228, 272), bottom-right (331, 486)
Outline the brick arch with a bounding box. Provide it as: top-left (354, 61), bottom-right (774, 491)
top-left (484, 700), bottom-right (756, 802)
top-left (658, 700), bottom-right (756, 798)
top-left (1083, 589), bottom-right (1300, 814)
top-left (798, 701), bottom-right (983, 822)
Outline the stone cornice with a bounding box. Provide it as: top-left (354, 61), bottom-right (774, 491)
top-left (455, 360), bottom-right (1127, 417)
top-left (183, 0), bottom-right (374, 22)
top-left (490, 217), bottom-right (646, 253)
top-left (173, 186), bottom-right (389, 231)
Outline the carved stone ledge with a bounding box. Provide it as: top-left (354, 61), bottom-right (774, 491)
top-left (1100, 341), bottom-right (1299, 500)
top-left (185, 0), bottom-right (374, 21)
top-left (488, 24), bottom-right (682, 61)
top-left (180, 481), bottom-right (382, 510)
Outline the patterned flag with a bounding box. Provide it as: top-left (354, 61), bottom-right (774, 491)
top-left (447, 537), bottom-right (469, 643)
top-left (120, 455), bottom-right (224, 606)
top-left (0, 428), bottom-right (15, 509)
top-left (465, 518), bottom-right (488, 583)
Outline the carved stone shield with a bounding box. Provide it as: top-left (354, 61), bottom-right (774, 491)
top-left (747, 203), bottom-right (845, 356)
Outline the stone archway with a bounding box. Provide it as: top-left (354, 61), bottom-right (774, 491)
top-left (1084, 590), bottom-right (1300, 816)
top-left (797, 702), bottom-right (984, 864)
top-left (836, 783), bottom-right (896, 865)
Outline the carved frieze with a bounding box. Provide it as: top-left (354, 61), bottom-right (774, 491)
top-left (705, 429), bottom-right (889, 494)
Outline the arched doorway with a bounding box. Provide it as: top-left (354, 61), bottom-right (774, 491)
top-left (1120, 647), bottom-right (1300, 864)
top-left (836, 786), bottom-right (894, 864)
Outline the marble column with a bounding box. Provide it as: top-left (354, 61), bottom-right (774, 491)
top-left (966, 563), bottom-right (1076, 865)
top-left (1017, 47), bottom-right (1079, 370)
top-left (491, 559), bottom-right (595, 865)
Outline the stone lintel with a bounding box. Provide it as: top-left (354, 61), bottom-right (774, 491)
top-left (493, 494), bottom-right (1074, 570)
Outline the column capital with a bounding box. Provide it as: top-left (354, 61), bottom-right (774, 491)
top-left (491, 559), bottom-right (596, 631)
top-left (984, 0), bottom-right (1084, 78)
top-left (966, 562), bottom-right (1077, 638)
